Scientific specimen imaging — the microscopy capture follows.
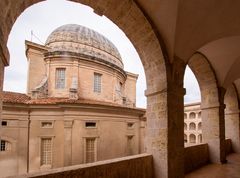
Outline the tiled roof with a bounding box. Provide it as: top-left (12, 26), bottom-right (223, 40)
top-left (2, 91), bottom-right (145, 111)
top-left (2, 91), bottom-right (30, 104)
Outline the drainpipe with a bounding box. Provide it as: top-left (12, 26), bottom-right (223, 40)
top-left (27, 108), bottom-right (31, 173)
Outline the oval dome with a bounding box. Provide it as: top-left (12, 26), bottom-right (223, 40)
top-left (45, 24), bottom-right (123, 69)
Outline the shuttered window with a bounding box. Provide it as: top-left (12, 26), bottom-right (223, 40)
top-left (55, 68), bottom-right (66, 89)
top-left (41, 138), bottom-right (52, 165)
top-left (86, 138), bottom-right (96, 163)
top-left (94, 73), bottom-right (102, 93)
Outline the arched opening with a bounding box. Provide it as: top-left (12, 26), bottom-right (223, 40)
top-left (198, 111), bottom-right (201, 118)
top-left (189, 134), bottom-right (196, 144)
top-left (189, 112), bottom-right (196, 119)
top-left (184, 123), bottom-right (187, 130)
top-left (189, 123), bottom-right (196, 130)
top-left (184, 113), bottom-right (187, 120)
top-left (188, 52), bottom-right (226, 163)
top-left (224, 84), bottom-right (240, 153)
top-left (0, 1), bottom-right (178, 178)
top-left (184, 134), bottom-right (188, 143)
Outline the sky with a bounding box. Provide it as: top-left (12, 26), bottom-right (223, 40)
top-left (4, 0), bottom-right (200, 108)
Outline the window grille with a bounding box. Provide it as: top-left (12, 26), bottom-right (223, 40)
top-left (94, 73), bottom-right (102, 93)
top-left (86, 138), bottom-right (96, 163)
top-left (41, 138), bottom-right (52, 165)
top-left (55, 68), bottom-right (66, 89)
top-left (0, 140), bottom-right (11, 151)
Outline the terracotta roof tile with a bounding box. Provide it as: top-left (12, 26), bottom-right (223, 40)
top-left (2, 91), bottom-right (145, 111)
top-left (2, 91), bottom-right (30, 104)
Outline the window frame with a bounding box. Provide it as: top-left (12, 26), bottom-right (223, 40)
top-left (55, 68), bottom-right (66, 89)
top-left (93, 72), bottom-right (102, 93)
top-left (40, 137), bottom-right (53, 167)
top-left (84, 137), bottom-right (97, 163)
top-left (41, 121), bottom-right (54, 129)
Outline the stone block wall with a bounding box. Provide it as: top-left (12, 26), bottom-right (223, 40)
top-left (184, 144), bottom-right (209, 173)
top-left (14, 154), bottom-right (153, 178)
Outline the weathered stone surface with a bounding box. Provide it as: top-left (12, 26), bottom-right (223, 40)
top-left (14, 154), bottom-right (153, 178)
top-left (184, 144), bottom-right (209, 173)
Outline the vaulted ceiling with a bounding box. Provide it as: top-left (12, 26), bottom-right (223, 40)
top-left (137, 0), bottom-right (240, 90)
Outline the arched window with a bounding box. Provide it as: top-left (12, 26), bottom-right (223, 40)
top-left (198, 134), bottom-right (202, 143)
top-left (184, 113), bottom-right (187, 120)
top-left (184, 123), bottom-right (187, 130)
top-left (198, 111), bottom-right (201, 118)
top-left (189, 134), bottom-right (196, 144)
top-left (198, 122), bottom-right (202, 130)
top-left (184, 134), bottom-right (187, 143)
top-left (0, 140), bottom-right (11, 151)
top-left (189, 112), bottom-right (196, 119)
top-left (189, 122), bottom-right (196, 130)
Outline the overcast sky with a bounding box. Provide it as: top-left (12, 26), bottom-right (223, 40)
top-left (4, 0), bottom-right (200, 108)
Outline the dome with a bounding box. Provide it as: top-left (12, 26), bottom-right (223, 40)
top-left (45, 24), bottom-right (123, 69)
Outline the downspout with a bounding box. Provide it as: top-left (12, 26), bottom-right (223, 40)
top-left (27, 108), bottom-right (31, 173)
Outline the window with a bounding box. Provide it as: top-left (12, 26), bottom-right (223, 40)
top-left (94, 73), bottom-right (102, 93)
top-left (41, 122), bottom-right (53, 128)
top-left (55, 68), bottom-right (66, 89)
top-left (85, 138), bottom-right (96, 163)
top-left (85, 122), bottom-right (96, 128)
top-left (0, 140), bottom-right (11, 151)
top-left (1, 121), bottom-right (7, 126)
top-left (127, 122), bottom-right (134, 129)
top-left (41, 138), bottom-right (52, 166)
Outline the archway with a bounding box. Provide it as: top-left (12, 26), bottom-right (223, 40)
top-left (189, 134), bottom-right (196, 144)
top-left (224, 84), bottom-right (240, 153)
top-left (188, 52), bottom-right (226, 163)
top-left (0, 1), bottom-right (188, 178)
top-left (189, 123), bottom-right (196, 130)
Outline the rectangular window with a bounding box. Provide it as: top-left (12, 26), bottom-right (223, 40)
top-left (1, 121), bottom-right (7, 126)
top-left (93, 73), bottom-right (102, 93)
top-left (41, 138), bottom-right (52, 166)
top-left (41, 122), bottom-right (53, 128)
top-left (55, 68), bottom-right (66, 89)
top-left (85, 138), bottom-right (96, 163)
top-left (127, 122), bottom-right (134, 129)
top-left (0, 140), bottom-right (6, 151)
top-left (0, 140), bottom-right (11, 151)
top-left (85, 122), bottom-right (96, 128)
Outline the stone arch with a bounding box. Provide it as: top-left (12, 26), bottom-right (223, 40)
top-left (188, 52), bottom-right (226, 163)
top-left (184, 123), bottom-right (187, 130)
top-left (0, 1), bottom-right (181, 178)
top-left (189, 134), bottom-right (196, 144)
top-left (188, 53), bottom-right (226, 162)
top-left (189, 122), bottom-right (196, 130)
top-left (184, 113), bottom-right (187, 119)
top-left (198, 122), bottom-right (202, 130)
top-left (198, 111), bottom-right (201, 118)
top-left (184, 134), bottom-right (187, 143)
top-left (224, 84), bottom-right (240, 153)
top-left (189, 112), bottom-right (196, 119)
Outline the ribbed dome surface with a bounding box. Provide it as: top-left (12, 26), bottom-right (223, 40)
top-left (45, 24), bottom-right (123, 68)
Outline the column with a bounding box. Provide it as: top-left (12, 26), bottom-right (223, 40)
top-left (201, 87), bottom-right (226, 163)
top-left (145, 85), bottom-right (185, 178)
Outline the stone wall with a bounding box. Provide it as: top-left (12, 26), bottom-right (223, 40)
top-left (225, 139), bottom-right (233, 155)
top-left (184, 144), bottom-right (209, 173)
top-left (14, 154), bottom-right (153, 178)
